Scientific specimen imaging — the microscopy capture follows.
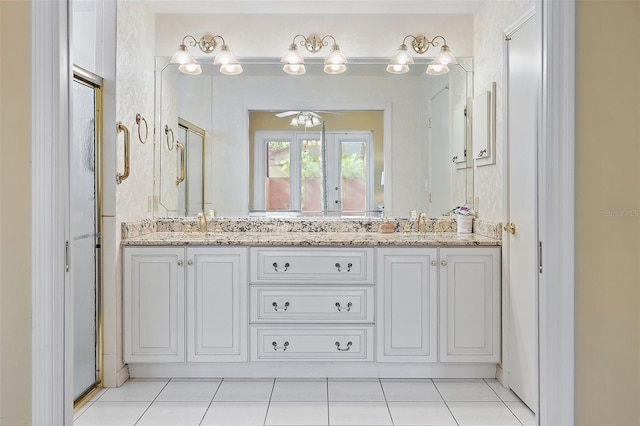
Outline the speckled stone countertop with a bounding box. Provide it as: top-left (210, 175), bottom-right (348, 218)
top-left (121, 217), bottom-right (501, 247)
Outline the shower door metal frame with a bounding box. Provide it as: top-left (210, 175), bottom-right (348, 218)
top-left (72, 66), bottom-right (103, 405)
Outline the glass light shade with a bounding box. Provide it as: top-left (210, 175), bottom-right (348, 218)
top-left (219, 63), bottom-right (243, 75)
top-left (386, 63), bottom-right (410, 74)
top-left (289, 117), bottom-right (300, 126)
top-left (213, 45), bottom-right (237, 65)
top-left (432, 45), bottom-right (457, 65)
top-left (323, 45), bottom-right (347, 74)
top-left (178, 62), bottom-right (202, 75)
top-left (170, 44), bottom-right (194, 65)
top-left (281, 44), bottom-right (305, 65)
top-left (283, 63), bottom-right (306, 75)
top-left (389, 45), bottom-right (414, 66)
top-left (324, 64), bottom-right (347, 74)
top-left (426, 63), bottom-right (449, 75)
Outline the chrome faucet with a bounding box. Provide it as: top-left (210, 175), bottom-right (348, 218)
top-left (417, 212), bottom-right (428, 233)
top-left (197, 212), bottom-right (207, 232)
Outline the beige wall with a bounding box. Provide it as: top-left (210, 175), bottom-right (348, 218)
top-left (0, 0), bottom-right (32, 424)
top-left (575, 0), bottom-right (640, 424)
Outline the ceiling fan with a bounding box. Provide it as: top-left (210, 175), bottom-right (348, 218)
top-left (275, 110), bottom-right (325, 127)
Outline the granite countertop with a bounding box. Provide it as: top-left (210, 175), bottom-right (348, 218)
top-left (121, 231), bottom-right (501, 247)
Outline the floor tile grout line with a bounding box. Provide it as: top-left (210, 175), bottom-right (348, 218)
top-left (262, 378), bottom-right (276, 426)
top-left (378, 378), bottom-right (395, 426)
top-left (197, 378), bottom-right (223, 426)
top-left (132, 379), bottom-right (171, 426)
top-left (500, 400), bottom-right (526, 426)
top-left (432, 378), bottom-right (461, 426)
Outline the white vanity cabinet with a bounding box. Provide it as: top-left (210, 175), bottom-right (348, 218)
top-left (438, 247), bottom-right (501, 362)
top-left (123, 247), bottom-right (185, 363)
top-left (377, 246), bottom-right (501, 364)
top-left (377, 248), bottom-right (439, 362)
top-left (249, 247), bottom-right (375, 361)
top-left (123, 246), bottom-right (248, 363)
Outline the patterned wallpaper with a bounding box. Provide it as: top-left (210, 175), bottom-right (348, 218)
top-left (473, 0), bottom-right (534, 221)
top-left (116, 0), bottom-right (155, 225)
top-left (113, 0), bottom-right (156, 378)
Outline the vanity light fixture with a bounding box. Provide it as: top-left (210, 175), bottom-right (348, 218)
top-left (281, 34), bottom-right (348, 75)
top-left (170, 34), bottom-right (243, 76)
top-left (386, 35), bottom-right (457, 75)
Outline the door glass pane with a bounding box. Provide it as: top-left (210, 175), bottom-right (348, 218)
top-left (71, 79), bottom-right (98, 399)
top-left (266, 141), bottom-right (290, 210)
top-left (340, 141), bottom-right (367, 215)
top-left (301, 138), bottom-right (323, 214)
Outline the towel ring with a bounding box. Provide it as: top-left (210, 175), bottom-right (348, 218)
top-left (165, 125), bottom-right (175, 151)
top-left (135, 113), bottom-right (148, 144)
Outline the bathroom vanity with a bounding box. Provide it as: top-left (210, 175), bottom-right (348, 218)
top-left (121, 218), bottom-right (501, 379)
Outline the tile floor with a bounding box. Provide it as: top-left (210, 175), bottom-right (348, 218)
top-left (74, 378), bottom-right (535, 426)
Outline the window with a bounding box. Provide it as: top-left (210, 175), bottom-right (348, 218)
top-left (254, 131), bottom-right (373, 216)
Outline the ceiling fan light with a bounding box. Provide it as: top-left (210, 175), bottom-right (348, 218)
top-left (432, 44), bottom-right (457, 66)
top-left (178, 62), bottom-right (202, 75)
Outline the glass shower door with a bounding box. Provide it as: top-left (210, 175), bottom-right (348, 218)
top-left (71, 76), bottom-right (100, 401)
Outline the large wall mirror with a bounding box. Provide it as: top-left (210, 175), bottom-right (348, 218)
top-left (155, 58), bottom-right (473, 218)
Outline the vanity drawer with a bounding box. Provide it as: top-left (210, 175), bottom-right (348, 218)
top-left (250, 248), bottom-right (373, 284)
top-left (250, 286), bottom-right (374, 323)
top-left (250, 326), bottom-right (373, 361)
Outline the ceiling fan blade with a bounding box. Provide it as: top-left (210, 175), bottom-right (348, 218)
top-left (275, 111), bottom-right (299, 118)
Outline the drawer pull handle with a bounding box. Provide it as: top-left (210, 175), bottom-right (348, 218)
top-left (272, 301), bottom-right (290, 312)
top-left (272, 262), bottom-right (290, 272)
top-left (334, 262), bottom-right (353, 272)
top-left (335, 341), bottom-right (353, 351)
top-left (272, 341), bottom-right (289, 351)
top-left (335, 302), bottom-right (352, 312)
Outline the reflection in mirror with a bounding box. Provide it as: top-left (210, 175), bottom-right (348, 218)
top-left (155, 58), bottom-right (473, 218)
top-left (249, 110), bottom-right (384, 217)
top-left (176, 118), bottom-right (206, 216)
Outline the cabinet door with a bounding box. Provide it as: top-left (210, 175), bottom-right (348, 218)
top-left (377, 248), bottom-right (438, 362)
top-left (186, 247), bottom-right (248, 362)
top-left (123, 246), bottom-right (185, 363)
top-left (439, 247), bottom-right (501, 362)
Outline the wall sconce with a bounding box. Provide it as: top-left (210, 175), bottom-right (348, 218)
top-left (281, 34), bottom-right (348, 75)
top-left (386, 35), bottom-right (457, 75)
top-left (170, 34), bottom-right (243, 76)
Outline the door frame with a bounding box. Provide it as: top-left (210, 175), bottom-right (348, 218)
top-left (30, 0), bottom-right (575, 425)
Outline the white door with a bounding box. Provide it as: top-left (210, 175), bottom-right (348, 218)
top-left (505, 12), bottom-right (539, 411)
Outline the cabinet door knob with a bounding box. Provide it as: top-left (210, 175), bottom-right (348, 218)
top-left (440, 260), bottom-right (447, 266)
top-left (272, 341), bottom-right (289, 351)
top-left (335, 341), bottom-right (353, 351)
top-left (177, 260), bottom-right (183, 266)
top-left (430, 260), bottom-right (437, 266)
top-left (187, 260), bottom-right (193, 265)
